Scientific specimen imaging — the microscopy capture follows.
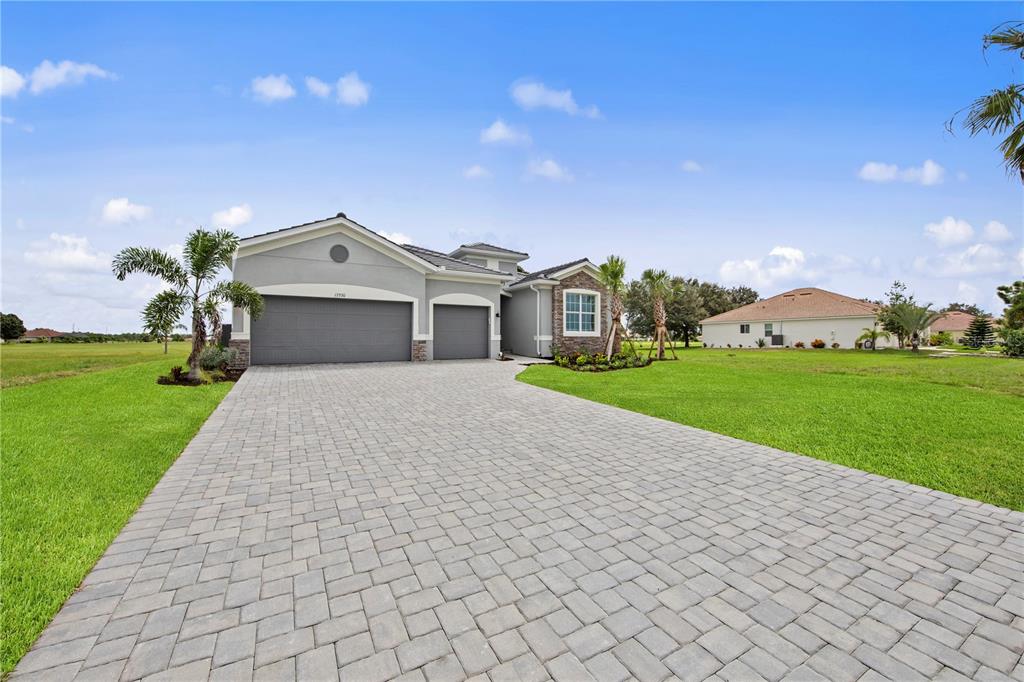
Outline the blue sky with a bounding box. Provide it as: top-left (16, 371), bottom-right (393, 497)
top-left (2, 2), bottom-right (1021, 332)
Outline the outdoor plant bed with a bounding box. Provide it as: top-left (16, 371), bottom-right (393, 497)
top-left (156, 365), bottom-right (238, 386)
top-left (553, 350), bottom-right (653, 372)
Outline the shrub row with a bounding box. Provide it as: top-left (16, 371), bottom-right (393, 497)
top-left (553, 350), bottom-right (652, 372)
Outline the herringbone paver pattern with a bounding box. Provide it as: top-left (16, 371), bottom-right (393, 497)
top-left (14, 361), bottom-right (1023, 681)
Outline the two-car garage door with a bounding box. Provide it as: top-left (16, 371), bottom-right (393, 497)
top-left (251, 296), bottom-right (412, 365)
top-left (250, 297), bottom-right (490, 364)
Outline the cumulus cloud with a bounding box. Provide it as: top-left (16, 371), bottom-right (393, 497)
top-left (211, 203), bottom-right (253, 228)
top-left (719, 246), bottom-right (814, 287)
top-left (463, 165), bottom-right (491, 179)
top-left (336, 72), bottom-right (370, 107)
top-left (956, 281), bottom-right (979, 304)
top-left (982, 220), bottom-right (1014, 242)
top-left (379, 231), bottom-right (412, 245)
top-left (680, 160), bottom-right (703, 173)
top-left (914, 243), bottom-right (1011, 277)
top-left (24, 233), bottom-right (111, 273)
top-left (509, 79), bottom-right (600, 118)
top-left (29, 60), bottom-right (115, 94)
top-left (480, 119), bottom-right (531, 145)
top-left (924, 216), bottom-right (974, 247)
top-left (305, 76), bottom-right (332, 98)
top-left (526, 159), bottom-right (574, 182)
top-left (1, 65), bottom-right (25, 97)
top-left (102, 198), bottom-right (152, 224)
top-left (858, 159), bottom-right (945, 186)
top-left (250, 74), bottom-right (296, 102)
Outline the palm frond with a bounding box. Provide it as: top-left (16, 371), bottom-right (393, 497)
top-left (206, 280), bottom-right (265, 318)
top-left (984, 21), bottom-right (1024, 57)
top-left (142, 289), bottom-right (188, 336)
top-left (112, 247), bottom-right (188, 286)
top-left (598, 255), bottom-right (627, 295)
top-left (183, 228), bottom-right (240, 282)
top-left (640, 268), bottom-right (671, 297)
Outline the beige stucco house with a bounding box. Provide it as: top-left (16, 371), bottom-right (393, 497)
top-left (700, 287), bottom-right (895, 349)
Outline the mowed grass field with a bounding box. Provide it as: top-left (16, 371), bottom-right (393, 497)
top-left (519, 349), bottom-right (1024, 510)
top-left (0, 343), bottom-right (232, 674)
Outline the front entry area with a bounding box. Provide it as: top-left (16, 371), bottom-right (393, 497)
top-left (432, 304), bottom-right (489, 360)
top-left (250, 295), bottom-right (412, 364)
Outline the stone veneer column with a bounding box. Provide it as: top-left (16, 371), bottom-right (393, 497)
top-left (412, 340), bottom-right (428, 361)
top-left (551, 271), bottom-right (614, 355)
top-left (228, 339), bottom-right (250, 369)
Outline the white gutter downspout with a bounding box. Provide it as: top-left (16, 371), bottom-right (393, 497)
top-left (530, 284), bottom-right (541, 356)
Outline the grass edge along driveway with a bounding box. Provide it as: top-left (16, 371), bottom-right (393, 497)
top-left (518, 350), bottom-right (1024, 511)
top-left (0, 359), bottom-right (232, 674)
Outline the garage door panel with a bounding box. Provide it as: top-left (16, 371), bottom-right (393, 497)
top-left (251, 296), bottom-right (412, 364)
top-left (433, 305), bottom-right (489, 360)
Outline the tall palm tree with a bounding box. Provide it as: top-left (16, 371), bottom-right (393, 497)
top-left (950, 21), bottom-right (1024, 183)
top-left (598, 255), bottom-right (627, 357)
top-left (143, 291), bottom-right (186, 354)
top-left (641, 268), bottom-right (674, 360)
top-left (113, 228), bottom-right (264, 378)
top-left (855, 324), bottom-right (891, 351)
top-left (889, 303), bottom-right (941, 352)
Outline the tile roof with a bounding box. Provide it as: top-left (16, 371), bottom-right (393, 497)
top-left (22, 328), bottom-right (65, 338)
top-left (513, 258), bottom-right (591, 285)
top-left (931, 311), bottom-right (976, 332)
top-left (701, 287), bottom-right (880, 323)
top-left (400, 244), bottom-right (509, 276)
top-left (456, 242), bottom-right (529, 258)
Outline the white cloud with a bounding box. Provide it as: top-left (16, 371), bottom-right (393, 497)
top-left (982, 220), bottom-right (1013, 242)
top-left (305, 76), bottom-right (332, 98)
top-left (924, 216), bottom-right (974, 247)
top-left (336, 72), bottom-right (370, 107)
top-left (250, 74), bottom-right (295, 102)
top-left (211, 203), bottom-right (253, 228)
top-left (526, 159), bottom-right (573, 182)
top-left (914, 243), bottom-right (1010, 277)
top-left (680, 160), bottom-right (703, 173)
top-left (24, 233), bottom-right (111, 273)
top-left (480, 119), bottom-right (531, 145)
top-left (1017, 248), bottom-right (1024, 272)
top-left (719, 246), bottom-right (812, 287)
top-left (858, 159), bottom-right (945, 186)
top-left (955, 281), bottom-right (979, 304)
top-left (509, 79), bottom-right (600, 118)
top-left (29, 60), bottom-right (114, 94)
top-left (463, 165), bottom-right (491, 179)
top-left (379, 231), bottom-right (412, 245)
top-left (1, 65), bottom-right (25, 97)
top-left (102, 197), bottom-right (152, 224)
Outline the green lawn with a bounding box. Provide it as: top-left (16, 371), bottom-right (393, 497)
top-left (0, 341), bottom-right (192, 388)
top-left (519, 349), bottom-right (1024, 510)
top-left (0, 350), bottom-right (231, 674)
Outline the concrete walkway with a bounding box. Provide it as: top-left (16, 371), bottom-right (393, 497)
top-left (14, 360), bottom-right (1023, 681)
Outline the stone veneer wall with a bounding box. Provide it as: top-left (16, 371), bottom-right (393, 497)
top-left (228, 339), bottom-right (250, 369)
top-left (412, 340), bottom-right (427, 361)
top-left (551, 271), bottom-right (616, 356)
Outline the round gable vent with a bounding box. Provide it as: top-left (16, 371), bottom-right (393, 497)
top-left (330, 245), bottom-right (350, 263)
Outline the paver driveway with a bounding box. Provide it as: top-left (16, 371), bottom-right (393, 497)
top-left (14, 360), bottom-right (1023, 681)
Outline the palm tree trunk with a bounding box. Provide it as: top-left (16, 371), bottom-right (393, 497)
top-left (605, 294), bottom-right (623, 357)
top-left (654, 297), bottom-right (666, 360)
top-left (164, 336), bottom-right (169, 354)
top-left (188, 299), bottom-right (204, 379)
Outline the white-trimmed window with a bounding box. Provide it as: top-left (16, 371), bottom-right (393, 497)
top-left (563, 289), bottom-right (600, 336)
top-left (740, 324), bottom-right (750, 334)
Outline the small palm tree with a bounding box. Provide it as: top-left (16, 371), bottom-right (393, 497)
top-left (598, 255), bottom-right (627, 357)
top-left (143, 291), bottom-right (187, 354)
top-left (114, 228), bottom-right (264, 378)
top-left (889, 303), bottom-right (941, 352)
top-left (641, 268), bottom-right (674, 360)
top-left (950, 21), bottom-right (1024, 183)
top-left (856, 324), bottom-right (891, 351)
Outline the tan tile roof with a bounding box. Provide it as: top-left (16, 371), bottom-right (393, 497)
top-left (701, 287), bottom-right (880, 323)
top-left (930, 311), bottom-right (975, 333)
top-left (22, 328), bottom-right (65, 338)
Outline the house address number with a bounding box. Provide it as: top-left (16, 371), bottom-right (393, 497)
top-left (333, 292), bottom-right (347, 298)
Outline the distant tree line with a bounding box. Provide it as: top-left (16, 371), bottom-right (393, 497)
top-left (623, 279), bottom-right (759, 347)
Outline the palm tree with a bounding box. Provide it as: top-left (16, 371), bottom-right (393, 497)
top-left (641, 268), bottom-right (675, 360)
top-left (855, 324), bottom-right (891, 351)
top-left (889, 303), bottom-right (941, 352)
top-left (143, 291), bottom-right (187, 354)
top-left (950, 21), bottom-right (1024, 183)
top-left (113, 228), bottom-right (264, 378)
top-left (598, 255), bottom-right (627, 357)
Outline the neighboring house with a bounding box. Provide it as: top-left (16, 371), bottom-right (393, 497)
top-left (20, 328), bottom-right (65, 342)
top-left (700, 287), bottom-right (895, 349)
top-left (930, 311), bottom-right (975, 342)
top-left (228, 212), bottom-right (608, 366)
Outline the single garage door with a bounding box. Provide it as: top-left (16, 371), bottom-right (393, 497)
top-left (251, 296), bottom-right (412, 365)
top-left (433, 304), bottom-right (489, 360)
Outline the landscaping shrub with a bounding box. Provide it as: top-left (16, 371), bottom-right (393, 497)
top-left (794, 341), bottom-right (805, 348)
top-left (831, 342), bottom-right (840, 349)
top-left (811, 339), bottom-right (826, 349)
top-left (198, 345), bottom-right (236, 371)
top-left (930, 331), bottom-right (953, 346)
top-left (756, 338), bottom-right (766, 348)
top-left (1002, 328), bottom-right (1024, 358)
top-left (552, 349), bottom-right (651, 372)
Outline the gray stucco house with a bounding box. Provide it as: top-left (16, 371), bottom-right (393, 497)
top-left (228, 212), bottom-right (610, 365)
